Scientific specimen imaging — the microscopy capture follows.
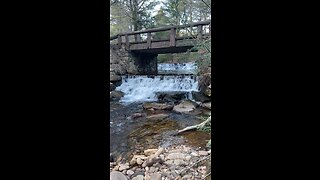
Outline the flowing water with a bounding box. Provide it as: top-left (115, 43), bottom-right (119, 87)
top-left (110, 62), bottom-right (211, 161)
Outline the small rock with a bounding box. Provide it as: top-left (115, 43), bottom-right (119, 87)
top-left (167, 153), bottom-right (186, 160)
top-left (198, 151), bottom-right (209, 156)
top-left (149, 166), bottom-right (156, 173)
top-left (174, 159), bottom-right (187, 166)
top-left (110, 171), bottom-right (127, 180)
top-left (132, 175), bottom-right (144, 180)
top-left (130, 157), bottom-right (137, 165)
top-left (150, 173), bottom-right (162, 180)
top-left (126, 170), bottom-right (134, 176)
top-left (113, 165), bottom-right (119, 171)
top-left (118, 164), bottom-right (129, 171)
top-left (144, 149), bottom-right (158, 156)
top-left (191, 152), bottom-right (198, 156)
top-left (159, 154), bottom-right (165, 161)
top-left (155, 148), bottom-right (164, 156)
top-left (185, 155), bottom-right (192, 161)
top-left (137, 158), bottom-right (143, 165)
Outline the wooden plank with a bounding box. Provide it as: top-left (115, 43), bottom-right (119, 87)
top-left (197, 25), bottom-right (203, 40)
top-left (169, 28), bottom-right (176, 47)
top-left (147, 32), bottom-right (151, 49)
top-left (117, 20), bottom-right (211, 36)
top-left (125, 34), bottom-right (129, 50)
top-left (118, 35), bottom-right (122, 48)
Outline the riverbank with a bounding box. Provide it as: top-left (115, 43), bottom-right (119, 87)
top-left (110, 144), bottom-right (211, 180)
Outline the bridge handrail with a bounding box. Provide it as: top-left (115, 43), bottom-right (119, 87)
top-left (110, 20), bottom-right (211, 40)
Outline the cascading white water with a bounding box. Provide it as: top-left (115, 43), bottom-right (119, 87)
top-left (158, 62), bottom-right (197, 74)
top-left (116, 75), bottom-right (199, 104)
top-left (115, 62), bottom-right (199, 104)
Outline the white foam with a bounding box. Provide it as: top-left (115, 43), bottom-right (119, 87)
top-left (116, 75), bottom-right (199, 104)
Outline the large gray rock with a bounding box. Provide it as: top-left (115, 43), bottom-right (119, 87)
top-left (111, 64), bottom-right (126, 75)
top-left (110, 171), bottom-right (128, 180)
top-left (143, 102), bottom-right (174, 110)
top-left (110, 71), bottom-right (122, 82)
top-left (173, 100), bottom-right (196, 113)
top-left (110, 91), bottom-right (124, 101)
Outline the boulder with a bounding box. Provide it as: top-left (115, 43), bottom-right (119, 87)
top-left (192, 91), bottom-right (211, 103)
top-left (111, 64), bottom-right (126, 75)
top-left (173, 100), bottom-right (196, 113)
top-left (110, 71), bottom-right (122, 82)
top-left (110, 171), bottom-right (128, 180)
top-left (110, 83), bottom-right (116, 91)
top-left (143, 102), bottom-right (174, 110)
top-left (110, 90), bottom-right (124, 101)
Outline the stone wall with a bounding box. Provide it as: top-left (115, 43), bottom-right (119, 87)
top-left (110, 45), bottom-right (158, 83)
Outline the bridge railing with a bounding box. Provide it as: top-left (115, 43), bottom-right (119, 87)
top-left (110, 20), bottom-right (211, 50)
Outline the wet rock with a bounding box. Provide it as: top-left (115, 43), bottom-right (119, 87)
top-left (143, 102), bottom-right (174, 110)
top-left (110, 83), bottom-right (116, 91)
top-left (146, 114), bottom-right (169, 120)
top-left (110, 171), bottom-right (127, 180)
top-left (131, 113), bottom-right (143, 119)
top-left (110, 71), bottom-right (122, 82)
top-left (173, 100), bottom-right (196, 113)
top-left (156, 92), bottom-right (189, 103)
top-left (110, 91), bottom-right (124, 101)
top-left (167, 153), bottom-right (186, 160)
top-left (150, 173), bottom-right (162, 180)
top-left (192, 91), bottom-right (211, 103)
top-left (144, 149), bottom-right (158, 156)
top-left (204, 84), bottom-right (211, 97)
top-left (201, 102), bottom-right (211, 110)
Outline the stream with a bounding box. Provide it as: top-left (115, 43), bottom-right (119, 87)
top-left (110, 62), bottom-right (211, 161)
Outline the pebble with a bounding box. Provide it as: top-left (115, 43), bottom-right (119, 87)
top-left (144, 149), bottom-right (158, 156)
top-left (110, 171), bottom-right (127, 180)
top-left (137, 158), bottom-right (143, 165)
top-left (118, 164), bottom-right (129, 171)
top-left (126, 170), bottom-right (134, 176)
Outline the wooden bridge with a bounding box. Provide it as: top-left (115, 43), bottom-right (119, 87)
top-left (110, 20), bottom-right (211, 54)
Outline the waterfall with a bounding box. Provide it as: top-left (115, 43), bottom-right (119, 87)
top-left (115, 62), bottom-right (199, 104)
